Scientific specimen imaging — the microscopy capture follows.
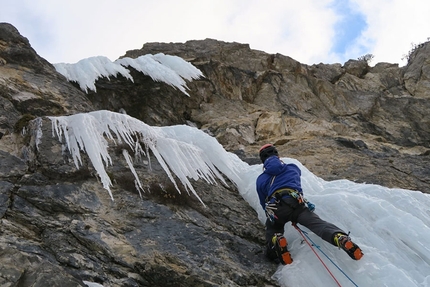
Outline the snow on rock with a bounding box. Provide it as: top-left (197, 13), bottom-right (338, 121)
top-left (83, 281), bottom-right (104, 287)
top-left (48, 110), bottom-right (239, 203)
top-left (152, 53), bottom-right (203, 81)
top-left (115, 55), bottom-right (189, 95)
top-left (54, 56), bottom-right (132, 93)
top-left (54, 53), bottom-right (203, 95)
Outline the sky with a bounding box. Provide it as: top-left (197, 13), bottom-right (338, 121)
top-left (2, 0), bottom-right (430, 66)
top-left (47, 58), bottom-right (430, 287)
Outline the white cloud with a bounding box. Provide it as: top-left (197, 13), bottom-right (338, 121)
top-left (2, 0), bottom-right (429, 66)
top-left (352, 0), bottom-right (430, 65)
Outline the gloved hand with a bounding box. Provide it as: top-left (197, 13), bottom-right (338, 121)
top-left (306, 201), bottom-right (315, 212)
top-left (265, 202), bottom-right (278, 222)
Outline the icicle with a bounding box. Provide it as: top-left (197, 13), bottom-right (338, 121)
top-left (33, 117), bottom-right (43, 151)
top-left (122, 149), bottom-right (144, 198)
top-left (47, 110), bottom-right (239, 204)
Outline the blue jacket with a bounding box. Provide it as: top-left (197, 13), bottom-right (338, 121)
top-left (256, 156), bottom-right (302, 209)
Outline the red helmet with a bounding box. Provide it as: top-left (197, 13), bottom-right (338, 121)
top-left (259, 144), bottom-right (278, 163)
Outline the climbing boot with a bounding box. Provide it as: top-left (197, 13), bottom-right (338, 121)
top-left (334, 233), bottom-right (364, 260)
top-left (271, 233), bottom-right (293, 265)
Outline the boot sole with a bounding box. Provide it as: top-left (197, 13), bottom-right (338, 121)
top-left (344, 241), bottom-right (364, 260)
top-left (278, 237), bottom-right (293, 264)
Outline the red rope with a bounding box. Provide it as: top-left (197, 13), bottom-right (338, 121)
top-left (293, 224), bottom-right (342, 287)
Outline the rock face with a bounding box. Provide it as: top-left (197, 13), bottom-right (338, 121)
top-left (0, 22), bottom-right (429, 286)
top-left (119, 39), bottom-right (430, 191)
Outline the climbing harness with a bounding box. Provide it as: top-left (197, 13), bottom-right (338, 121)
top-left (268, 187), bottom-right (316, 212)
top-left (293, 224), bottom-right (359, 287)
top-left (264, 175), bottom-right (315, 224)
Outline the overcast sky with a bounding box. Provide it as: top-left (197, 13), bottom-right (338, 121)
top-left (2, 0), bottom-right (429, 66)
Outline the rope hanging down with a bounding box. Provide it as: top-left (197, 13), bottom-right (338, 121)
top-left (293, 223), bottom-right (359, 287)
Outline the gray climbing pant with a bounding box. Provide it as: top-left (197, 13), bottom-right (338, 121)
top-left (265, 196), bottom-right (344, 261)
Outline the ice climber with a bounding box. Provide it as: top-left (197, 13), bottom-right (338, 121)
top-left (256, 144), bottom-right (364, 265)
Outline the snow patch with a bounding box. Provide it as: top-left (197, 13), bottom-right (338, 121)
top-left (53, 53), bottom-right (203, 95)
top-left (48, 110), bottom-right (237, 203)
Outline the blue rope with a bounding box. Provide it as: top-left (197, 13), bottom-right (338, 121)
top-left (295, 225), bottom-right (359, 287)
